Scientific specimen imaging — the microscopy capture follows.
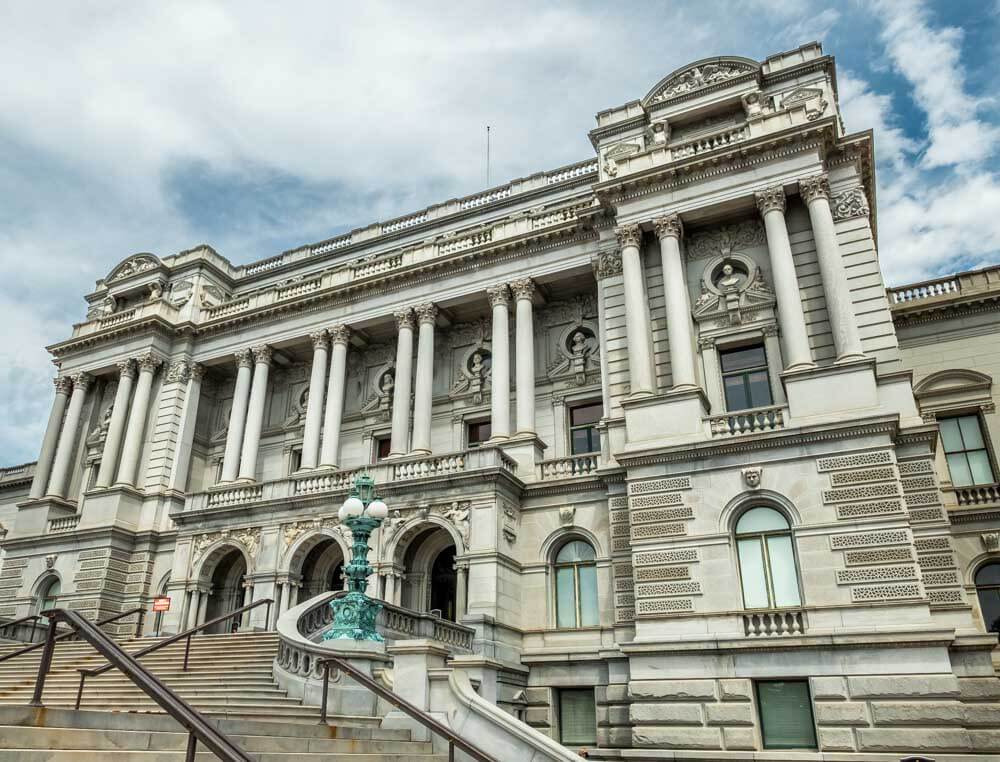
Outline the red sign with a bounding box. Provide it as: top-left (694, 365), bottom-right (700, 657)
top-left (152, 596), bottom-right (171, 612)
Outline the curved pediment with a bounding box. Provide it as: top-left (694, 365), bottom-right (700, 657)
top-left (643, 56), bottom-right (759, 105)
top-left (913, 369), bottom-right (993, 398)
top-left (105, 252), bottom-right (164, 283)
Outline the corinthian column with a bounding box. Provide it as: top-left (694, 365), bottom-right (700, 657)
top-left (299, 331), bottom-right (329, 470)
top-left (168, 363), bottom-right (205, 492)
top-left (756, 187), bottom-right (814, 371)
top-left (389, 310), bottom-right (415, 457)
top-left (800, 173), bottom-right (865, 362)
top-left (116, 353), bottom-right (161, 487)
top-left (46, 373), bottom-right (92, 498)
top-left (96, 359), bottom-right (136, 487)
top-left (616, 224), bottom-right (655, 397)
top-left (411, 304), bottom-right (438, 454)
top-left (220, 349), bottom-right (253, 482)
top-left (510, 278), bottom-right (536, 436)
top-left (653, 215), bottom-right (697, 391)
top-left (238, 345), bottom-right (272, 481)
top-left (29, 377), bottom-right (73, 499)
top-left (487, 285), bottom-right (511, 440)
top-left (319, 325), bottom-right (351, 467)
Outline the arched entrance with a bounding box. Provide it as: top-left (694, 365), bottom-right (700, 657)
top-left (399, 525), bottom-right (459, 621)
top-left (299, 537), bottom-right (346, 599)
top-left (430, 546), bottom-right (457, 621)
top-left (204, 548), bottom-right (247, 633)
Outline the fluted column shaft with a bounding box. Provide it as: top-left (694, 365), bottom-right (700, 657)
top-left (756, 187), bottom-right (815, 370)
top-left (616, 225), bottom-right (655, 396)
top-left (238, 345), bottom-right (272, 481)
top-left (300, 331), bottom-right (329, 469)
top-left (29, 378), bottom-right (72, 499)
top-left (511, 279), bottom-right (536, 435)
top-left (116, 354), bottom-right (161, 487)
top-left (46, 373), bottom-right (92, 498)
top-left (488, 285), bottom-right (511, 439)
top-left (221, 350), bottom-right (253, 482)
top-left (389, 310), bottom-right (415, 457)
top-left (654, 216), bottom-right (697, 390)
top-left (320, 326), bottom-right (351, 467)
top-left (168, 363), bottom-right (205, 492)
top-left (96, 360), bottom-right (136, 487)
top-left (411, 304), bottom-right (438, 454)
top-left (801, 173), bottom-right (865, 362)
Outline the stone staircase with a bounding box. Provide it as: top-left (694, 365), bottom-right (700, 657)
top-left (0, 631), bottom-right (447, 760)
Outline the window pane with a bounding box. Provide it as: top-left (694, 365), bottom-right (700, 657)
top-left (577, 565), bottom-right (599, 627)
top-left (571, 429), bottom-right (593, 455)
top-left (570, 403), bottom-right (602, 427)
top-left (757, 681), bottom-right (817, 749)
top-left (737, 538), bottom-right (770, 608)
top-left (559, 689), bottom-right (597, 745)
top-left (946, 453), bottom-right (974, 487)
top-left (967, 450), bottom-right (995, 485)
top-left (724, 374), bottom-right (750, 410)
top-left (720, 345), bottom-right (766, 372)
top-left (978, 588), bottom-right (1000, 633)
top-left (747, 370), bottom-right (773, 408)
top-left (590, 428), bottom-right (601, 453)
top-left (939, 418), bottom-right (964, 453)
top-left (766, 535), bottom-right (801, 607)
top-left (736, 507), bottom-right (789, 534)
top-left (376, 438), bottom-right (391, 459)
top-left (557, 540), bottom-right (596, 563)
top-left (556, 567), bottom-right (577, 628)
top-left (958, 415), bottom-right (986, 449)
top-left (976, 563), bottom-right (1000, 586)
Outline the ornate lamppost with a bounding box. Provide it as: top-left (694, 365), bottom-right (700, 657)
top-left (324, 473), bottom-right (389, 642)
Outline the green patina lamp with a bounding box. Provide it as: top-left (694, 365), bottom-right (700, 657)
top-left (323, 473), bottom-right (388, 642)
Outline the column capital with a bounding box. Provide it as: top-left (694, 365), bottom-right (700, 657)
top-left (394, 308), bottom-right (415, 331)
top-left (71, 372), bottom-right (94, 392)
top-left (755, 186), bottom-right (787, 215)
top-left (414, 303), bottom-right (438, 325)
top-left (615, 223), bottom-right (642, 250)
top-left (309, 330), bottom-right (329, 350)
top-left (190, 363), bottom-right (207, 381)
top-left (762, 323), bottom-right (780, 337)
top-left (235, 348), bottom-right (253, 368)
top-left (653, 214), bottom-right (683, 240)
top-left (593, 252), bottom-right (623, 281)
top-left (329, 324), bottom-right (352, 345)
top-left (53, 376), bottom-right (73, 395)
top-left (799, 172), bottom-right (831, 203)
top-left (251, 344), bottom-right (273, 365)
top-left (509, 278), bottom-right (536, 301)
top-left (486, 284), bottom-right (510, 308)
top-left (135, 353), bottom-right (162, 373)
top-left (697, 336), bottom-right (716, 350)
top-left (117, 358), bottom-right (137, 379)
top-left (165, 360), bottom-right (191, 383)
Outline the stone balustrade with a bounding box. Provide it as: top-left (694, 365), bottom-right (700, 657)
top-left (708, 405), bottom-right (786, 436)
top-left (0, 462), bottom-right (34, 485)
top-left (72, 299), bottom-right (181, 339)
top-left (46, 515), bottom-right (80, 534)
top-left (742, 609), bottom-right (805, 637)
top-left (951, 482), bottom-right (1000, 506)
top-left (888, 276), bottom-right (960, 304)
top-left (537, 454), bottom-right (600, 480)
top-left (671, 125), bottom-right (748, 160)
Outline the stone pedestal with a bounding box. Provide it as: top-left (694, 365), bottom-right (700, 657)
top-left (781, 358), bottom-right (879, 425)
top-left (620, 388), bottom-right (710, 451)
top-left (497, 434), bottom-right (547, 482)
top-left (382, 640), bottom-right (451, 741)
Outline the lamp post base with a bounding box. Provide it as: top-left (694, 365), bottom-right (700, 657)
top-left (325, 591), bottom-right (384, 642)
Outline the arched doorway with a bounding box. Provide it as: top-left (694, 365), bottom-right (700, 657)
top-left (36, 576), bottom-right (61, 614)
top-left (204, 548), bottom-right (247, 633)
top-left (299, 537), bottom-right (346, 600)
top-left (430, 546), bottom-right (457, 621)
top-left (398, 525), bottom-right (459, 621)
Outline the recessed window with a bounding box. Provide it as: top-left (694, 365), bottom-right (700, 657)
top-left (467, 420), bottom-right (492, 448)
top-left (374, 436), bottom-right (392, 462)
top-left (940, 415), bottom-right (995, 487)
top-left (975, 563), bottom-right (1000, 634)
top-left (756, 680), bottom-right (817, 749)
top-left (569, 402), bottom-right (602, 455)
top-left (720, 344), bottom-right (773, 412)
top-left (735, 507), bottom-right (801, 610)
top-left (554, 540), bottom-right (599, 628)
top-left (38, 577), bottom-right (60, 613)
top-left (559, 688), bottom-right (596, 746)
top-left (288, 448), bottom-right (302, 474)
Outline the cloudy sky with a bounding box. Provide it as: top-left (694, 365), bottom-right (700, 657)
top-left (1, 0), bottom-right (998, 464)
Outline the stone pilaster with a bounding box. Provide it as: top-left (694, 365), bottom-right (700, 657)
top-left (487, 285), bottom-right (511, 440)
top-left (411, 304), bottom-right (438, 454)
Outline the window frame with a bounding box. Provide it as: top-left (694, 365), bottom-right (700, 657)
top-left (754, 679), bottom-right (818, 750)
top-left (552, 539), bottom-right (600, 630)
top-left (372, 434), bottom-right (392, 463)
top-left (734, 506), bottom-right (802, 611)
top-left (465, 418), bottom-right (492, 449)
top-left (719, 342), bottom-right (774, 413)
top-left (938, 412), bottom-right (997, 487)
top-left (568, 400), bottom-right (602, 456)
top-left (558, 687), bottom-right (597, 747)
top-left (974, 561), bottom-right (1000, 636)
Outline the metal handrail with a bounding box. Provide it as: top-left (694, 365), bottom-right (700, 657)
top-left (75, 598), bottom-right (272, 708)
top-left (31, 609), bottom-right (251, 762)
top-left (0, 607), bottom-right (144, 664)
top-left (317, 655), bottom-right (497, 762)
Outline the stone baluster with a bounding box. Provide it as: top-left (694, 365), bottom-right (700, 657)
top-left (616, 224), bottom-right (656, 396)
top-left (411, 303), bottom-right (438, 454)
top-left (756, 186), bottom-right (814, 370)
top-left (46, 373), bottom-right (93, 498)
top-left (510, 278), bottom-right (536, 436)
top-left (320, 325), bottom-right (351, 467)
top-left (238, 345), bottom-right (272, 481)
top-left (299, 331), bottom-right (329, 470)
top-left (115, 353), bottom-right (161, 487)
top-left (220, 349), bottom-right (253, 483)
top-left (800, 173), bottom-right (865, 362)
top-left (96, 359), bottom-right (137, 488)
top-left (29, 377), bottom-right (73, 499)
top-left (389, 309), bottom-right (415, 457)
top-left (168, 362), bottom-right (206, 492)
top-left (488, 284), bottom-right (511, 440)
top-left (654, 215), bottom-right (698, 390)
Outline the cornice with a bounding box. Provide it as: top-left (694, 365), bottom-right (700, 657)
top-left (891, 293), bottom-right (1000, 328)
top-left (947, 507), bottom-right (1000, 525)
top-left (1, 523), bottom-right (173, 550)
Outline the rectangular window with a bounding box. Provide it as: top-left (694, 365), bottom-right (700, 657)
top-left (374, 436), bottom-right (392, 462)
top-left (756, 680), bottom-right (817, 749)
top-left (720, 344), bottom-right (773, 412)
top-left (467, 420), bottom-right (492, 448)
top-left (940, 414), bottom-right (995, 487)
top-left (559, 689), bottom-right (597, 746)
top-left (569, 402), bottom-right (602, 455)
top-left (288, 448), bottom-right (302, 474)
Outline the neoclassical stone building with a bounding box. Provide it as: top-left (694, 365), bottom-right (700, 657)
top-left (2, 42), bottom-right (999, 757)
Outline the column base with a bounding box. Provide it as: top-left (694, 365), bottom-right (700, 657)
top-left (784, 360), bottom-right (817, 373)
top-left (835, 352), bottom-right (868, 365)
top-left (406, 448), bottom-right (432, 457)
top-left (626, 389), bottom-right (655, 401)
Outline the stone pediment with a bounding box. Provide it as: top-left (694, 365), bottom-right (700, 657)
top-left (105, 253), bottom-right (165, 283)
top-left (643, 57), bottom-right (759, 105)
top-left (913, 369), bottom-right (994, 419)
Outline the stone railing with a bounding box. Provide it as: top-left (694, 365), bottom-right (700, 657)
top-left (708, 405), bottom-right (786, 436)
top-left (205, 483), bottom-right (264, 508)
top-left (46, 515), bottom-right (80, 534)
top-left (351, 253), bottom-right (404, 280)
top-left (743, 609), bottom-right (805, 637)
top-left (310, 232), bottom-right (353, 255)
top-left (275, 276), bottom-right (322, 300)
top-left (670, 125), bottom-right (748, 160)
top-left (537, 454), bottom-right (600, 480)
top-left (292, 468), bottom-right (363, 497)
top-left (461, 186), bottom-right (512, 209)
top-left (0, 462), bottom-right (35, 484)
top-left (241, 254), bottom-right (286, 276)
top-left (888, 276), bottom-right (960, 304)
top-left (951, 483), bottom-right (1000, 506)
top-left (72, 300), bottom-right (181, 339)
top-left (382, 211), bottom-right (428, 234)
top-left (545, 160), bottom-right (597, 184)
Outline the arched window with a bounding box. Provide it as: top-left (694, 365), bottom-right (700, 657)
top-left (735, 507), bottom-right (801, 610)
top-left (38, 577), bottom-right (60, 613)
top-left (975, 563), bottom-right (1000, 635)
top-left (554, 540), bottom-right (599, 628)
